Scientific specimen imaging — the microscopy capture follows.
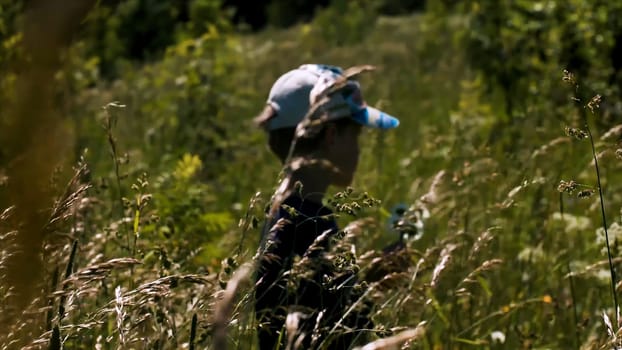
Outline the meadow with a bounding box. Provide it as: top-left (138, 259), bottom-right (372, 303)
top-left (2, 1), bottom-right (622, 349)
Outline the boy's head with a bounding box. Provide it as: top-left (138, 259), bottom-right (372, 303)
top-left (254, 64), bottom-right (399, 186)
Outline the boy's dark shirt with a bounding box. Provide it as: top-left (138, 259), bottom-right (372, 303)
top-left (255, 194), bottom-right (354, 349)
top-left (255, 194), bottom-right (338, 310)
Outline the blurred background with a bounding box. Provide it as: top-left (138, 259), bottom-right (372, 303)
top-left (2, 0), bottom-right (622, 348)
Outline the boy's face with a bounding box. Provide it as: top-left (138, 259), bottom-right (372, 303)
top-left (325, 122), bottom-right (362, 187)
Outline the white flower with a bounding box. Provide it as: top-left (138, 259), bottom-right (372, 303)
top-left (490, 331), bottom-right (506, 344)
top-left (596, 223), bottom-right (622, 255)
top-left (551, 212), bottom-right (592, 232)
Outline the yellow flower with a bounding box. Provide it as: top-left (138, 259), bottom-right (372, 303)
top-left (542, 295), bottom-right (553, 304)
top-left (174, 153), bottom-right (202, 180)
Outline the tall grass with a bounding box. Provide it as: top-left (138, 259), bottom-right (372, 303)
top-left (2, 6), bottom-right (622, 350)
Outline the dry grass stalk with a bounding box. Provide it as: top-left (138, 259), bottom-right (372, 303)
top-left (288, 228), bottom-right (334, 284)
top-left (531, 137), bottom-right (570, 158)
top-left (1, 161), bottom-right (90, 349)
top-left (0, 295), bottom-right (50, 350)
top-left (468, 228), bottom-right (496, 261)
top-left (0, 231), bottom-right (19, 267)
top-left (323, 271), bottom-right (407, 349)
top-left (123, 274), bottom-right (211, 302)
top-left (23, 319), bottom-right (106, 349)
top-left (61, 258), bottom-right (141, 287)
top-left (309, 310), bottom-right (325, 347)
top-left (285, 311), bottom-right (308, 350)
top-left (363, 247), bottom-right (412, 286)
top-left (64, 274), bottom-right (212, 337)
top-left (44, 163), bottom-right (91, 234)
top-left (29, 273), bottom-right (211, 349)
top-left (601, 124), bottom-right (622, 141)
top-left (256, 218), bottom-right (290, 259)
top-left (404, 245), bottom-right (441, 292)
top-left (343, 218), bottom-right (375, 241)
top-left (431, 244), bottom-right (459, 288)
top-left (114, 285), bottom-right (127, 347)
top-left (354, 321), bottom-right (426, 350)
top-left (564, 257), bottom-right (622, 279)
top-left (420, 170), bottom-right (446, 205)
top-left (213, 263), bottom-right (252, 350)
top-left (0, 206), bottom-right (15, 222)
top-left (300, 228), bottom-right (333, 261)
top-left (459, 259), bottom-right (503, 286)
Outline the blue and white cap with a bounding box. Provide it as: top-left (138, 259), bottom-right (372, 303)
top-left (255, 64), bottom-right (400, 130)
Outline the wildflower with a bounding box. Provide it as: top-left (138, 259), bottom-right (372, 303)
top-left (542, 295), bottom-right (553, 304)
top-left (173, 153), bottom-right (202, 180)
top-left (551, 212), bottom-right (591, 232)
top-left (490, 331), bottom-right (506, 344)
top-left (596, 223), bottom-right (622, 256)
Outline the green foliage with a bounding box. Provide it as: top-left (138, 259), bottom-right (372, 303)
top-left (4, 0), bottom-right (622, 349)
top-left (265, 0), bottom-right (328, 28)
top-left (376, 0), bottom-right (425, 15)
top-left (77, 0), bottom-right (231, 77)
top-left (302, 0), bottom-right (378, 48)
top-left (0, 2), bottom-right (22, 66)
top-left (454, 0), bottom-right (622, 119)
top-left (0, 2), bottom-right (22, 128)
top-left (187, 0), bottom-right (232, 37)
top-left (69, 25), bottom-right (245, 177)
top-left (149, 153), bottom-right (235, 267)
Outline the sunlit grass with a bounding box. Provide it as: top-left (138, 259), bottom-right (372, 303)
top-left (2, 5), bottom-right (622, 350)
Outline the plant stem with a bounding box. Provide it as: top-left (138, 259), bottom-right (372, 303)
top-left (104, 104), bottom-right (130, 253)
top-left (58, 240), bottom-right (78, 322)
top-left (560, 193), bottom-right (580, 349)
top-left (189, 313), bottom-right (197, 350)
top-left (584, 112), bottom-right (618, 324)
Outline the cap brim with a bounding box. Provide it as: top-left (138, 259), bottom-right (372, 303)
top-left (253, 104), bottom-right (277, 130)
top-left (352, 106), bottom-right (400, 129)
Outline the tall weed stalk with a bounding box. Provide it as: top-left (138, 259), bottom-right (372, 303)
top-left (563, 70), bottom-right (618, 324)
top-left (560, 193), bottom-right (580, 349)
top-left (102, 102), bottom-right (130, 253)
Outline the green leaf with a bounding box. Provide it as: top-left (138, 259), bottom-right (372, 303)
top-left (477, 276), bottom-right (492, 298)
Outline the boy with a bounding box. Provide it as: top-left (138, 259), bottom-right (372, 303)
top-left (253, 64), bottom-right (399, 349)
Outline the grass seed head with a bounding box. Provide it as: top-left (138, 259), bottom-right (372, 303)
top-left (557, 180), bottom-right (578, 194)
top-left (565, 126), bottom-right (588, 140)
top-left (577, 189), bottom-right (595, 199)
top-left (562, 69), bottom-right (577, 86)
top-left (586, 94), bottom-right (602, 113)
